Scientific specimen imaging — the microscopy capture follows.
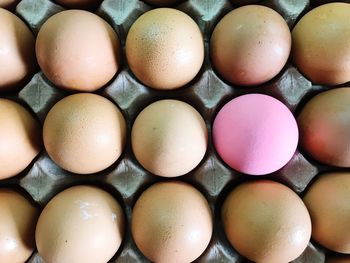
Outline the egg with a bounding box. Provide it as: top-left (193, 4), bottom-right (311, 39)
top-left (131, 99), bottom-right (207, 177)
top-left (212, 94), bottom-right (298, 175)
top-left (55, 0), bottom-right (102, 9)
top-left (0, 99), bottom-right (41, 180)
top-left (36, 10), bottom-right (121, 92)
top-left (303, 172), bottom-right (350, 254)
top-left (36, 185), bottom-right (125, 263)
top-left (292, 3), bottom-right (350, 85)
top-left (43, 93), bottom-right (126, 174)
top-left (0, 8), bottom-right (36, 91)
top-left (210, 5), bottom-right (291, 86)
top-left (0, 0), bottom-right (20, 9)
top-left (143, 0), bottom-right (183, 6)
top-left (298, 88), bottom-right (350, 167)
top-left (131, 181), bottom-right (213, 263)
top-left (0, 189), bottom-right (38, 263)
top-left (221, 180), bottom-right (311, 263)
top-left (126, 8), bottom-right (204, 90)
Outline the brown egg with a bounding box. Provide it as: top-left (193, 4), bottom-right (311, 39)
top-left (131, 100), bottom-right (207, 177)
top-left (303, 172), bottom-right (350, 254)
top-left (43, 93), bottom-right (126, 174)
top-left (131, 181), bottom-right (213, 263)
top-left (0, 189), bottom-right (38, 263)
top-left (55, 0), bottom-right (102, 9)
top-left (221, 180), bottom-right (311, 263)
top-left (211, 5), bottom-right (291, 86)
top-left (0, 99), bottom-right (41, 180)
top-left (36, 185), bottom-right (125, 263)
top-left (292, 3), bottom-right (350, 85)
top-left (126, 8), bottom-right (204, 90)
top-left (143, 0), bottom-right (183, 6)
top-left (327, 256), bottom-right (350, 263)
top-left (298, 88), bottom-right (350, 167)
top-left (0, 0), bottom-right (20, 9)
top-left (0, 8), bottom-right (36, 91)
top-left (36, 10), bottom-right (121, 92)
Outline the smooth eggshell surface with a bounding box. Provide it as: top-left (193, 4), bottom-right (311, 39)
top-left (210, 5), bottom-right (291, 86)
top-left (303, 172), bottom-right (350, 254)
top-left (212, 94), bottom-right (298, 175)
top-left (221, 180), bottom-right (311, 263)
top-left (298, 88), bottom-right (350, 167)
top-left (36, 185), bottom-right (125, 263)
top-left (55, 0), bottom-right (102, 9)
top-left (0, 8), bottom-right (36, 91)
top-left (126, 8), bottom-right (204, 90)
top-left (43, 93), bottom-right (126, 174)
top-left (0, 189), bottom-right (38, 263)
top-left (131, 99), bottom-right (207, 177)
top-left (292, 3), bottom-right (350, 85)
top-left (131, 181), bottom-right (213, 263)
top-left (327, 256), bottom-right (350, 263)
top-left (0, 99), bottom-right (41, 180)
top-left (36, 10), bottom-right (120, 92)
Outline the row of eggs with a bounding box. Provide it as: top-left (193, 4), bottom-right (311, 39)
top-left (1, 2), bottom-right (350, 93)
top-left (2, 173), bottom-right (349, 263)
top-left (2, 86), bottom-right (350, 179)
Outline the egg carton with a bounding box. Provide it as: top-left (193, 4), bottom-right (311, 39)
top-left (1, 0), bottom-right (348, 262)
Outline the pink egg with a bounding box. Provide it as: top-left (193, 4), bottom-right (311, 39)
top-left (213, 94), bottom-right (298, 175)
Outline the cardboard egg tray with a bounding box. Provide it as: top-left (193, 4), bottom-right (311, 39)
top-left (1, 0), bottom-right (348, 262)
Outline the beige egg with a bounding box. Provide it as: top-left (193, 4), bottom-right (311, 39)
top-left (55, 0), bottom-right (102, 9)
top-left (0, 189), bottom-right (38, 263)
top-left (36, 10), bottom-right (121, 92)
top-left (131, 181), bottom-right (213, 263)
top-left (211, 5), bottom-right (291, 86)
top-left (292, 3), bottom-right (350, 85)
top-left (0, 0), bottom-right (20, 9)
top-left (131, 99), bottom-right (207, 177)
top-left (143, 0), bottom-right (183, 6)
top-left (0, 8), bottom-right (36, 91)
top-left (36, 185), bottom-right (125, 263)
top-left (0, 99), bottom-right (41, 180)
top-left (222, 180), bottom-right (311, 263)
top-left (126, 8), bottom-right (204, 90)
top-left (43, 93), bottom-right (126, 174)
top-left (303, 172), bottom-right (350, 254)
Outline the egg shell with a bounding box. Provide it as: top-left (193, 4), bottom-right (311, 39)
top-left (298, 88), bottom-right (350, 167)
top-left (0, 189), bottom-right (38, 263)
top-left (131, 99), bottom-right (207, 177)
top-left (0, 8), bottom-right (36, 91)
top-left (212, 94), bottom-right (298, 175)
top-left (221, 180), bottom-right (311, 263)
top-left (36, 10), bottom-right (121, 92)
top-left (126, 8), bottom-right (204, 90)
top-left (131, 181), bottom-right (213, 263)
top-left (35, 185), bottom-right (125, 263)
top-left (292, 3), bottom-right (350, 85)
top-left (43, 93), bottom-right (126, 174)
top-left (0, 99), bottom-right (41, 180)
top-left (303, 172), bottom-right (350, 254)
top-left (210, 5), bottom-right (291, 86)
